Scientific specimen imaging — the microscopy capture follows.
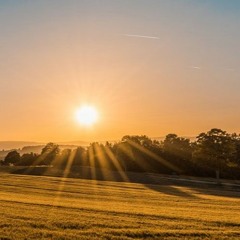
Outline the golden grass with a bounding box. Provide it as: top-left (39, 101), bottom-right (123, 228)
top-left (0, 173), bottom-right (240, 239)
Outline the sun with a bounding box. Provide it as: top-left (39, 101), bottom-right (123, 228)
top-left (75, 105), bottom-right (98, 126)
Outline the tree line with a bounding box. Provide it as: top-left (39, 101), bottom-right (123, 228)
top-left (2, 128), bottom-right (240, 179)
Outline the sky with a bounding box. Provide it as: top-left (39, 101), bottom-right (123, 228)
top-left (1, 0), bottom-right (240, 142)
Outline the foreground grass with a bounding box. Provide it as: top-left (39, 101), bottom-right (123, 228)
top-left (0, 174), bottom-right (240, 239)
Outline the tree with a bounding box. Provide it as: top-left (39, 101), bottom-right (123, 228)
top-left (159, 134), bottom-right (193, 175)
top-left (122, 135), bottom-right (153, 148)
top-left (4, 150), bottom-right (20, 165)
top-left (163, 134), bottom-right (192, 160)
top-left (193, 128), bottom-right (236, 181)
top-left (114, 140), bottom-right (141, 172)
top-left (39, 143), bottom-right (60, 165)
top-left (72, 147), bottom-right (87, 166)
top-left (231, 133), bottom-right (240, 167)
top-left (17, 153), bottom-right (38, 166)
top-left (119, 135), bottom-right (163, 172)
top-left (56, 149), bottom-right (72, 169)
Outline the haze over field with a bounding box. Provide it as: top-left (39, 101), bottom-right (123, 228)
top-left (1, 0), bottom-right (240, 142)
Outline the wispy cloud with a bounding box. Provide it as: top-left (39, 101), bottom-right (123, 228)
top-left (190, 66), bottom-right (201, 70)
top-left (122, 34), bottom-right (159, 40)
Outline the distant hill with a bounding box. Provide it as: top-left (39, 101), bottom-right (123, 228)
top-left (0, 141), bottom-right (44, 151)
top-left (0, 140), bottom-right (91, 151)
top-left (0, 141), bottom-right (90, 161)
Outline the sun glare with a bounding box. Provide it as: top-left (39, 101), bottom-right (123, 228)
top-left (75, 105), bottom-right (98, 126)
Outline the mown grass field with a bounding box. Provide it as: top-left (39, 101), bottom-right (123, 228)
top-left (0, 173), bottom-right (240, 239)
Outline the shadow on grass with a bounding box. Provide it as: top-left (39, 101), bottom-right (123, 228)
top-left (9, 166), bottom-right (240, 199)
top-left (144, 182), bottom-right (198, 198)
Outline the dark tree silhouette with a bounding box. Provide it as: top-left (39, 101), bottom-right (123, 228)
top-left (4, 150), bottom-right (21, 165)
top-left (163, 134), bottom-right (192, 160)
top-left (2, 130), bottom-right (240, 180)
top-left (56, 149), bottom-right (72, 169)
top-left (161, 134), bottom-right (193, 174)
top-left (72, 147), bottom-right (87, 166)
top-left (231, 133), bottom-right (240, 167)
top-left (122, 135), bottom-right (154, 148)
top-left (39, 143), bottom-right (60, 165)
top-left (193, 128), bottom-right (236, 181)
top-left (17, 153), bottom-right (39, 166)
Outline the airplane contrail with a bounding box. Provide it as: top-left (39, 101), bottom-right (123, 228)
top-left (191, 66), bottom-right (201, 70)
top-left (122, 34), bottom-right (159, 40)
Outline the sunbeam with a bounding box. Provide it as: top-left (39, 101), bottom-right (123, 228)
top-left (104, 145), bottom-right (129, 182)
top-left (126, 140), bottom-right (181, 173)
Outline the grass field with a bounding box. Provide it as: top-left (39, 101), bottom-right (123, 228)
top-left (0, 173), bottom-right (240, 239)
